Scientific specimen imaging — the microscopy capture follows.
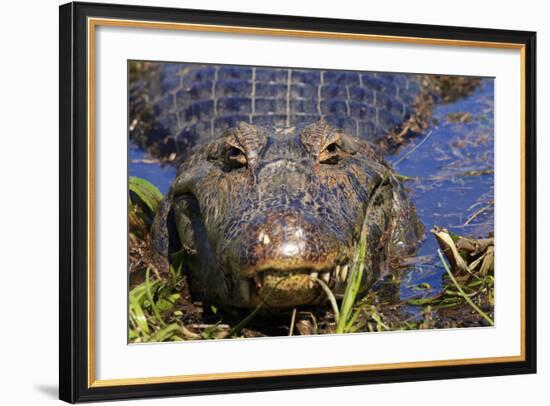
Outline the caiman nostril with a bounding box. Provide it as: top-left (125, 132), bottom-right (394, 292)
top-left (226, 209), bottom-right (342, 279)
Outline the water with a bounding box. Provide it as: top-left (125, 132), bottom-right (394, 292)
top-left (128, 79), bottom-right (494, 310)
top-left (129, 143), bottom-right (176, 195)
top-left (392, 79), bottom-right (494, 307)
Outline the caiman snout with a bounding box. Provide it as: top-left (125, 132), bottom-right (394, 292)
top-left (224, 210), bottom-right (349, 307)
top-left (229, 210), bottom-right (342, 277)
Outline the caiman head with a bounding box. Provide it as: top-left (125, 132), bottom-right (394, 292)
top-left (150, 120), bottom-right (423, 309)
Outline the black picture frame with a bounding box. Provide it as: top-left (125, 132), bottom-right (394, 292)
top-left (59, 1), bottom-right (537, 403)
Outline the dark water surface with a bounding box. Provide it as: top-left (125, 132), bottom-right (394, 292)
top-left (129, 78), bottom-right (494, 311)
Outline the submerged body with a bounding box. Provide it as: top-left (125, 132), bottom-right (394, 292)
top-left (133, 64), bottom-right (427, 309)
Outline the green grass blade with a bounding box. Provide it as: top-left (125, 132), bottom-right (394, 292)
top-left (437, 249), bottom-right (494, 326)
top-left (129, 176), bottom-right (163, 213)
top-left (145, 266), bottom-right (165, 326)
top-left (229, 305), bottom-right (263, 338)
top-left (316, 278), bottom-right (340, 322)
top-left (152, 323), bottom-right (181, 342)
top-left (129, 293), bottom-right (150, 335)
top-left (336, 218), bottom-right (368, 334)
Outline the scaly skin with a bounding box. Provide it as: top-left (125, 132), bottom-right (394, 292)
top-left (130, 64), bottom-right (427, 159)
top-left (133, 63), bottom-right (432, 308)
top-left (150, 120), bottom-right (423, 308)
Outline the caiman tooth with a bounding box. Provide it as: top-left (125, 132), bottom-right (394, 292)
top-left (321, 271), bottom-right (330, 284)
top-left (254, 276), bottom-right (263, 290)
top-left (340, 265), bottom-right (349, 282)
top-left (309, 271), bottom-right (319, 288)
top-left (334, 265), bottom-right (341, 282)
top-left (239, 279), bottom-right (251, 302)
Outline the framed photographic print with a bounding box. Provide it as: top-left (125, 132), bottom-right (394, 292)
top-left (59, 1), bottom-right (537, 403)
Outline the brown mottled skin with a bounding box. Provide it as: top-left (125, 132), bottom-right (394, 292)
top-left (150, 119), bottom-right (424, 308)
top-left (134, 64), bottom-right (456, 309)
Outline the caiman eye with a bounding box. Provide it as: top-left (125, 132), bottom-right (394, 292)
top-left (319, 142), bottom-right (341, 165)
top-left (224, 146), bottom-right (247, 169)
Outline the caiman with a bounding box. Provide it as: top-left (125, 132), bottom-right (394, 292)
top-left (130, 63), bottom-right (433, 309)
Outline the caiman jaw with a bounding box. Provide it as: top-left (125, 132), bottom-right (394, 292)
top-left (230, 262), bottom-right (352, 308)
